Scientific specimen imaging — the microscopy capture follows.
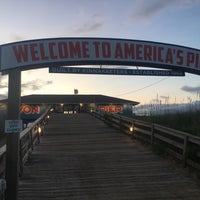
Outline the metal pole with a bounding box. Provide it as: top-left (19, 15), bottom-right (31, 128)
top-left (5, 69), bottom-right (21, 200)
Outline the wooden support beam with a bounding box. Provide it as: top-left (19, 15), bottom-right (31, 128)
top-left (5, 69), bottom-right (21, 200)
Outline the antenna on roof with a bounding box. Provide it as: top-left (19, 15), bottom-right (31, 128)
top-left (74, 89), bottom-right (78, 95)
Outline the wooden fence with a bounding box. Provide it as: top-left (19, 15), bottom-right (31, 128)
top-left (0, 107), bottom-right (52, 180)
top-left (91, 110), bottom-right (200, 171)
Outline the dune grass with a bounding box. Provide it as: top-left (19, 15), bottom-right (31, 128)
top-left (134, 110), bottom-right (200, 137)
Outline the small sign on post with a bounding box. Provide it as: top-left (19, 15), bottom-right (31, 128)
top-left (5, 120), bottom-right (22, 133)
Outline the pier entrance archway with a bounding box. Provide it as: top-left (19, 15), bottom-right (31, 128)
top-left (1, 37), bottom-right (200, 200)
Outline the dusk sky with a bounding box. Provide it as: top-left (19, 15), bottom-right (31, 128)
top-left (0, 0), bottom-right (200, 105)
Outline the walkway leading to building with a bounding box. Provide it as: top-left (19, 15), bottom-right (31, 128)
top-left (18, 113), bottom-right (200, 200)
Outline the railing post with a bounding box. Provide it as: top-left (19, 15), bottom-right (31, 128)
top-left (30, 129), bottom-right (34, 150)
top-left (19, 140), bottom-right (23, 177)
top-left (36, 125), bottom-right (40, 144)
top-left (151, 124), bottom-right (154, 145)
top-left (119, 116), bottom-right (122, 131)
top-left (183, 135), bottom-right (189, 167)
top-left (103, 112), bottom-right (108, 123)
top-left (130, 120), bottom-right (135, 138)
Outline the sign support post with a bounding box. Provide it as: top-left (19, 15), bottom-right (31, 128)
top-left (5, 69), bottom-right (21, 200)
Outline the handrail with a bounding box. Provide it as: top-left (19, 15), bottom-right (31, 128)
top-left (19, 106), bottom-right (52, 175)
top-left (90, 109), bottom-right (200, 171)
top-left (0, 106), bottom-right (52, 179)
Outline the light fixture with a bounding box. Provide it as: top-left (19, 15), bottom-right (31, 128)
top-left (38, 126), bottom-right (42, 134)
top-left (130, 125), bottom-right (136, 133)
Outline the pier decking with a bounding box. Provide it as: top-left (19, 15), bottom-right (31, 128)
top-left (18, 113), bottom-right (200, 200)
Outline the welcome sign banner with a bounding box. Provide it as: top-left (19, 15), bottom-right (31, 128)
top-left (0, 38), bottom-right (199, 74)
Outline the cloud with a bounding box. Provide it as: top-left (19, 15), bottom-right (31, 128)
top-left (0, 75), bottom-right (8, 89)
top-left (0, 75), bottom-right (53, 95)
top-left (21, 79), bottom-right (53, 94)
top-left (0, 77), bottom-right (53, 99)
top-left (130, 0), bottom-right (174, 22)
top-left (72, 15), bottom-right (103, 34)
top-left (0, 94), bottom-right (8, 100)
top-left (10, 34), bottom-right (26, 42)
top-left (0, 75), bottom-right (8, 99)
top-left (76, 22), bottom-right (102, 33)
top-left (0, 84), bottom-right (7, 89)
top-left (180, 0), bottom-right (200, 6)
top-left (181, 85), bottom-right (200, 93)
top-left (130, 0), bottom-right (200, 23)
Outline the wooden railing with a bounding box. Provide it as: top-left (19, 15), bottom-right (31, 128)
top-left (0, 107), bottom-right (52, 179)
top-left (91, 110), bottom-right (200, 171)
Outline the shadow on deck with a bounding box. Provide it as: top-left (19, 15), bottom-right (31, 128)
top-left (18, 113), bottom-right (200, 200)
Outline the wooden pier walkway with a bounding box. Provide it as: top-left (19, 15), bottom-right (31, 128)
top-left (18, 113), bottom-right (200, 200)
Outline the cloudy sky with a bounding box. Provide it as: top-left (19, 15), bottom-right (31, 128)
top-left (0, 0), bottom-right (200, 104)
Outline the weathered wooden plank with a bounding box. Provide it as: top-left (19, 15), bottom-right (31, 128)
top-left (18, 113), bottom-right (200, 200)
